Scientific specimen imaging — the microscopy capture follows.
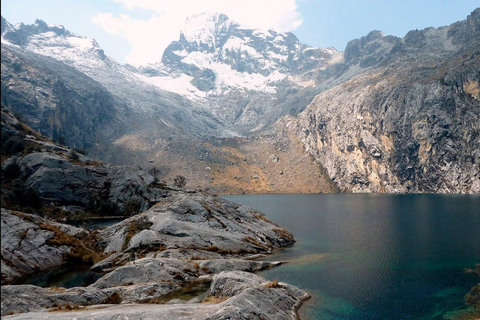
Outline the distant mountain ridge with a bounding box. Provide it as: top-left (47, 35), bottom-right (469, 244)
top-left (1, 9), bottom-right (479, 193)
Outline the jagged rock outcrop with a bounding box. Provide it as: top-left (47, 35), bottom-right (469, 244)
top-left (1, 188), bottom-right (300, 317)
top-left (91, 257), bottom-right (279, 290)
top-left (1, 111), bottom-right (304, 317)
top-left (16, 152), bottom-right (166, 213)
top-left (1, 209), bottom-right (85, 284)
top-left (154, 12), bottom-right (340, 131)
top-left (1, 284), bottom-right (112, 315)
top-left (1, 105), bottom-right (168, 214)
top-left (1, 186), bottom-right (303, 319)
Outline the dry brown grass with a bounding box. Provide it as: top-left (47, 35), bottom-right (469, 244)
top-left (272, 228), bottom-right (294, 241)
top-left (173, 272), bottom-right (184, 281)
top-left (202, 296), bottom-right (229, 304)
top-left (50, 287), bottom-right (66, 292)
top-left (253, 212), bottom-right (275, 224)
top-left (85, 160), bottom-right (104, 166)
top-left (19, 228), bottom-right (29, 240)
top-left (39, 222), bottom-right (105, 264)
top-left (48, 302), bottom-right (83, 312)
top-left (190, 255), bottom-right (203, 261)
top-left (243, 236), bottom-right (269, 250)
top-left (200, 266), bottom-right (211, 274)
top-left (264, 279), bottom-right (280, 288)
top-left (464, 80), bottom-right (480, 100)
top-left (10, 210), bottom-right (35, 222)
top-left (205, 245), bottom-right (219, 252)
top-left (104, 292), bottom-right (122, 304)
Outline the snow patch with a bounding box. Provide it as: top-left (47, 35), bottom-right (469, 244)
top-left (172, 49), bottom-right (188, 57)
top-left (67, 37), bottom-right (97, 50)
top-left (182, 51), bottom-right (213, 67)
top-left (223, 37), bottom-right (261, 58)
top-left (133, 72), bottom-right (206, 100)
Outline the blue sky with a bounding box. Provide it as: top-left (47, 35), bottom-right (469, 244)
top-left (1, 0), bottom-right (478, 65)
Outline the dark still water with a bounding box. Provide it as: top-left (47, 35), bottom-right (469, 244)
top-left (223, 194), bottom-right (480, 320)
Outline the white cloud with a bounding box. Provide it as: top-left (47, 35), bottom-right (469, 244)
top-left (91, 0), bottom-right (302, 65)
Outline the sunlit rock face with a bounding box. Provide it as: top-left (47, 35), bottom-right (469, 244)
top-left (288, 8), bottom-right (480, 193)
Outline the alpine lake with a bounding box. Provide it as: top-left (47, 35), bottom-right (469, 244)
top-left (223, 194), bottom-right (480, 320)
top-left (19, 194), bottom-right (479, 319)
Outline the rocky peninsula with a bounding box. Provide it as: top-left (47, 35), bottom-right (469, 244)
top-left (1, 193), bottom-right (309, 319)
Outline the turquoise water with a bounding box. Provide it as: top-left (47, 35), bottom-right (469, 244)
top-left (223, 194), bottom-right (480, 320)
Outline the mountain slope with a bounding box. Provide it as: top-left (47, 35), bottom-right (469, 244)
top-left (1, 10), bottom-right (479, 194)
top-left (1, 45), bottom-right (119, 150)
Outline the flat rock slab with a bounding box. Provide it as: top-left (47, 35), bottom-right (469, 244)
top-left (91, 257), bottom-right (281, 289)
top-left (3, 271), bottom-right (310, 320)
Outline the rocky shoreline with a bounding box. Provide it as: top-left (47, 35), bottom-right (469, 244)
top-left (1, 194), bottom-right (310, 319)
top-left (1, 104), bottom-right (310, 319)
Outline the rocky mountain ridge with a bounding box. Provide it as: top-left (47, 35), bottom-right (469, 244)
top-left (1, 187), bottom-right (306, 319)
top-left (1, 9), bottom-right (479, 193)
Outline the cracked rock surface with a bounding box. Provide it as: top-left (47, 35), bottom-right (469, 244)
top-left (1, 208), bottom-right (84, 284)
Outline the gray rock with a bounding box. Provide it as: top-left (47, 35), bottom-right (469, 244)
top-left (155, 248), bottom-right (224, 260)
top-left (121, 282), bottom-right (181, 303)
top-left (198, 259), bottom-right (281, 274)
top-left (13, 151), bottom-right (167, 215)
top-left (1, 209), bottom-right (84, 284)
top-left (94, 194), bottom-right (294, 270)
top-left (1, 284), bottom-right (110, 315)
top-left (91, 257), bottom-right (281, 290)
top-left (90, 258), bottom-right (201, 289)
top-left (2, 271), bottom-right (309, 320)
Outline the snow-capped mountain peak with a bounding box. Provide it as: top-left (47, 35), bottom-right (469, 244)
top-left (1, 16), bottom-right (109, 72)
top-left (180, 12), bottom-right (235, 51)
top-left (0, 14), bottom-right (343, 133)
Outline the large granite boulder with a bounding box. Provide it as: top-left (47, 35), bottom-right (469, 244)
top-left (91, 257), bottom-right (280, 290)
top-left (93, 193), bottom-right (294, 270)
top-left (16, 152), bottom-right (166, 214)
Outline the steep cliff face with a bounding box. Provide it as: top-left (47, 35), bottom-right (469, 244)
top-left (289, 9), bottom-right (480, 193)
